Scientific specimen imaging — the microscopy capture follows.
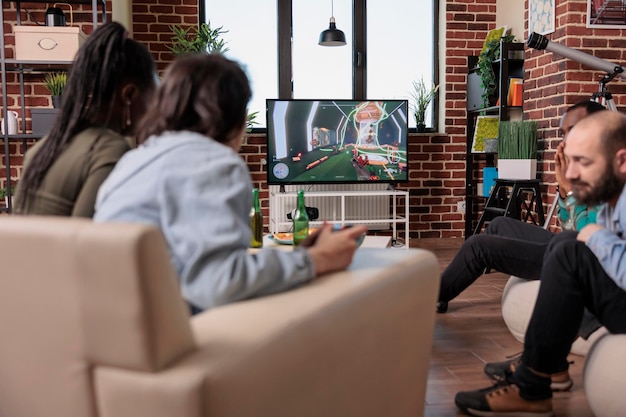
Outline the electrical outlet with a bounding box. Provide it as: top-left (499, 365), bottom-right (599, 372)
top-left (457, 201), bottom-right (466, 212)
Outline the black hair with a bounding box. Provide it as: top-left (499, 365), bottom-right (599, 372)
top-left (137, 53), bottom-right (251, 144)
top-left (568, 100), bottom-right (606, 114)
top-left (16, 21), bottom-right (156, 212)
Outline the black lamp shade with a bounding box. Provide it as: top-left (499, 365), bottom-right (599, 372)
top-left (319, 18), bottom-right (346, 46)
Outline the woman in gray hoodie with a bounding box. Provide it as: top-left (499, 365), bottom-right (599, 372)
top-left (94, 53), bottom-right (366, 313)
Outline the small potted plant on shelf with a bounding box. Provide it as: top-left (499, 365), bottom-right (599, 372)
top-left (44, 72), bottom-right (67, 109)
top-left (0, 185), bottom-right (15, 207)
top-left (497, 120), bottom-right (538, 179)
top-left (410, 77), bottom-right (439, 133)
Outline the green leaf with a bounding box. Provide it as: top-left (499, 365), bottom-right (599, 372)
top-left (43, 72), bottom-right (67, 96)
top-left (168, 22), bottom-right (230, 57)
top-left (409, 77), bottom-right (439, 125)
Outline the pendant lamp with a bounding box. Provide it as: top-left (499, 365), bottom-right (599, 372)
top-left (319, 0), bottom-right (346, 46)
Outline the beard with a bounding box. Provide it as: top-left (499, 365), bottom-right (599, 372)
top-left (572, 165), bottom-right (624, 206)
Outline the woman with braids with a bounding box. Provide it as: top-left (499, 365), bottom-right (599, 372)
top-left (94, 53), bottom-right (367, 312)
top-left (13, 21), bottom-right (156, 217)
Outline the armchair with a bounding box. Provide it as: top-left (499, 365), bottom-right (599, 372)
top-left (0, 216), bottom-right (440, 417)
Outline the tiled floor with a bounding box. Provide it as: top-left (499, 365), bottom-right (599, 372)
top-left (413, 238), bottom-right (594, 417)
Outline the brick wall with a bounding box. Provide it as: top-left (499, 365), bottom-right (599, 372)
top-left (524, 0), bottom-right (626, 230)
top-left (0, 1), bottom-right (113, 188)
top-left (128, 1), bottom-right (485, 239)
top-left (131, 0), bottom-right (198, 72)
top-left (432, 0), bottom-right (498, 238)
top-left (6, 1), bottom-right (623, 239)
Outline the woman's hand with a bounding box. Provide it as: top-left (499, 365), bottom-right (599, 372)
top-left (305, 223), bottom-right (368, 276)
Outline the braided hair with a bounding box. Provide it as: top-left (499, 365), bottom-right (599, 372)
top-left (16, 21), bottom-right (156, 212)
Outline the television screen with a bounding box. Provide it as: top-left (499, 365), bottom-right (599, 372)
top-left (266, 99), bottom-right (409, 185)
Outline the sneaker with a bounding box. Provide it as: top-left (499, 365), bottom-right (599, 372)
top-left (484, 357), bottom-right (573, 392)
top-left (436, 301), bottom-right (448, 313)
top-left (455, 380), bottom-right (554, 417)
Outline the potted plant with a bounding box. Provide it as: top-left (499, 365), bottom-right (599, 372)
top-left (168, 21), bottom-right (229, 56)
top-left (0, 185), bottom-right (15, 207)
top-left (44, 72), bottom-right (67, 109)
top-left (497, 120), bottom-right (537, 179)
top-left (477, 33), bottom-right (514, 108)
top-left (410, 77), bottom-right (439, 133)
top-left (246, 110), bottom-right (259, 133)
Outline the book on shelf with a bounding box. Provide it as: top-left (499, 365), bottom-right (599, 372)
top-left (507, 77), bottom-right (523, 106)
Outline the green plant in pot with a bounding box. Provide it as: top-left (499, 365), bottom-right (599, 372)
top-left (497, 120), bottom-right (538, 179)
top-left (410, 78), bottom-right (439, 132)
top-left (477, 34), bottom-right (514, 108)
top-left (44, 72), bottom-right (67, 109)
top-left (0, 185), bottom-right (15, 207)
top-left (168, 22), bottom-right (229, 56)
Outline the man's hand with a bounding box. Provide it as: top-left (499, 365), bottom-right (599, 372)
top-left (555, 142), bottom-right (572, 197)
top-left (577, 224), bottom-right (605, 243)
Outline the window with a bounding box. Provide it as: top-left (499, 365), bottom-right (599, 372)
top-left (201, 1), bottom-right (438, 130)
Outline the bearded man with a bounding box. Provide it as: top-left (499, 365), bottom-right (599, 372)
top-left (455, 110), bottom-right (626, 416)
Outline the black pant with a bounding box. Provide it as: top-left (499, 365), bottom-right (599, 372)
top-left (438, 217), bottom-right (553, 302)
top-left (522, 231), bottom-right (626, 374)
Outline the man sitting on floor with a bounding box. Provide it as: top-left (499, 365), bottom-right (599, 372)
top-left (437, 100), bottom-right (605, 313)
top-left (455, 110), bottom-right (626, 416)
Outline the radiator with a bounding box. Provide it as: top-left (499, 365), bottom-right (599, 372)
top-left (269, 184), bottom-right (392, 233)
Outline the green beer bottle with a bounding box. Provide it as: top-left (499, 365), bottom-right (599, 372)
top-left (292, 190), bottom-right (309, 246)
top-left (249, 188), bottom-right (263, 248)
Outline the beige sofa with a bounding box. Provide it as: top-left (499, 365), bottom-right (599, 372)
top-left (0, 216), bottom-right (440, 417)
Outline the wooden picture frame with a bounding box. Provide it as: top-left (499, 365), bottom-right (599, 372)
top-left (529, 0), bottom-right (555, 35)
top-left (472, 115), bottom-right (499, 154)
top-left (587, 0), bottom-right (626, 28)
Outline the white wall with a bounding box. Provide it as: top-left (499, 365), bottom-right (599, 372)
top-left (111, 0), bottom-right (133, 34)
top-left (496, 0), bottom-right (525, 41)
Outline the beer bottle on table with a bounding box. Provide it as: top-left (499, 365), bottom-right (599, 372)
top-left (292, 190), bottom-right (309, 247)
top-left (249, 188), bottom-right (263, 248)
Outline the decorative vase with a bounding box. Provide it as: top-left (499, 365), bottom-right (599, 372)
top-left (416, 123), bottom-right (426, 133)
top-left (51, 95), bottom-right (62, 109)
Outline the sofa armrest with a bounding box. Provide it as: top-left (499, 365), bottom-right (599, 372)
top-left (94, 248), bottom-right (440, 417)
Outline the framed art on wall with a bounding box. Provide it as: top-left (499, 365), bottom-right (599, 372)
top-left (471, 115), bottom-right (499, 154)
top-left (587, 0), bottom-right (626, 28)
top-left (529, 0), bottom-right (555, 35)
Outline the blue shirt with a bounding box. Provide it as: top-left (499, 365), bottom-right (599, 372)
top-left (586, 183), bottom-right (626, 290)
top-left (94, 131), bottom-right (314, 310)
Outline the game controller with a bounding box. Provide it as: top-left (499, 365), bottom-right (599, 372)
top-left (333, 223), bottom-right (366, 247)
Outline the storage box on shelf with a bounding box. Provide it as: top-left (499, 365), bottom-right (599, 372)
top-left (14, 26), bottom-right (87, 62)
top-left (0, 0), bottom-right (106, 213)
top-left (31, 108), bottom-right (60, 136)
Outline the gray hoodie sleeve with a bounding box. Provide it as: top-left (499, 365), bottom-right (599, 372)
top-left (95, 134), bottom-right (316, 311)
top-left (157, 143), bottom-right (315, 310)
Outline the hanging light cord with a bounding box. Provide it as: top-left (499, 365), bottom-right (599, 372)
top-left (331, 0), bottom-right (334, 18)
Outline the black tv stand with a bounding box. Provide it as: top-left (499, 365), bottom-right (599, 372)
top-left (279, 185), bottom-right (286, 193)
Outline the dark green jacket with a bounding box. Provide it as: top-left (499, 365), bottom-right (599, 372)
top-left (14, 127), bottom-right (131, 218)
